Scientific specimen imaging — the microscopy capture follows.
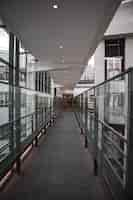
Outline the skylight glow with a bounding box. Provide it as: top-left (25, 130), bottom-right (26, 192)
top-left (88, 55), bottom-right (94, 67)
top-left (52, 4), bottom-right (59, 9)
top-left (59, 45), bottom-right (63, 49)
top-left (0, 29), bottom-right (9, 50)
top-left (122, 0), bottom-right (133, 4)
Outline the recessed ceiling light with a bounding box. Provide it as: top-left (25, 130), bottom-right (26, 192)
top-left (52, 4), bottom-right (59, 9)
top-left (59, 45), bottom-right (63, 49)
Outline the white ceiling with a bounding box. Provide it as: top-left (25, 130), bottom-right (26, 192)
top-left (0, 0), bottom-right (121, 89)
top-left (51, 65), bottom-right (84, 89)
top-left (106, 1), bottom-right (133, 35)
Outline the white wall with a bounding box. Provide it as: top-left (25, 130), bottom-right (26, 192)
top-left (95, 41), bottom-right (105, 84)
top-left (105, 3), bottom-right (133, 36)
top-left (94, 2), bottom-right (133, 84)
top-left (125, 37), bottom-right (133, 69)
top-left (94, 37), bottom-right (133, 84)
top-left (77, 41), bottom-right (105, 87)
top-left (75, 2), bottom-right (133, 89)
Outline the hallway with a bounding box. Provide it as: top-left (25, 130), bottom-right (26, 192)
top-left (0, 111), bottom-right (111, 200)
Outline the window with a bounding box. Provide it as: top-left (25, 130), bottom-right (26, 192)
top-left (0, 92), bottom-right (8, 107)
top-left (0, 28), bottom-right (9, 62)
top-left (0, 62), bottom-right (9, 82)
top-left (105, 38), bottom-right (125, 80)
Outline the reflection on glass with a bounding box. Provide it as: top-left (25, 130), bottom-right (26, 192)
top-left (0, 123), bottom-right (10, 162)
top-left (0, 81), bottom-right (53, 163)
top-left (27, 54), bottom-right (35, 90)
top-left (0, 28), bottom-right (9, 62)
top-left (0, 83), bottom-right (9, 125)
top-left (105, 57), bottom-right (122, 79)
top-left (0, 61), bottom-right (9, 82)
top-left (104, 77), bottom-right (125, 126)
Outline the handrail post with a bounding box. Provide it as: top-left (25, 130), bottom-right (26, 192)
top-left (35, 110), bottom-right (38, 147)
top-left (45, 107), bottom-right (47, 128)
top-left (49, 104), bottom-right (52, 126)
top-left (31, 114), bottom-right (34, 147)
top-left (80, 94), bottom-right (84, 135)
top-left (94, 91), bottom-right (98, 176)
top-left (84, 91), bottom-right (88, 148)
top-left (9, 32), bottom-right (15, 154)
top-left (15, 38), bottom-right (21, 174)
top-left (41, 107), bottom-right (43, 126)
top-left (15, 119), bottom-right (21, 174)
top-left (35, 135), bottom-right (38, 147)
top-left (50, 98), bottom-right (53, 126)
top-left (31, 115), bottom-right (34, 133)
top-left (126, 69), bottom-right (133, 199)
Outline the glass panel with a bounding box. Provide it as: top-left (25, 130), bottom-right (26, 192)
top-left (20, 115), bottom-right (33, 143)
top-left (0, 123), bottom-right (11, 162)
top-left (0, 28), bottom-right (9, 62)
top-left (19, 53), bottom-right (26, 87)
top-left (26, 54), bottom-right (35, 90)
top-left (104, 74), bottom-right (127, 136)
top-left (0, 83), bottom-right (9, 125)
top-left (0, 81), bottom-right (53, 175)
top-left (105, 57), bottom-right (123, 79)
top-left (0, 61), bottom-right (9, 82)
top-left (102, 125), bottom-right (127, 188)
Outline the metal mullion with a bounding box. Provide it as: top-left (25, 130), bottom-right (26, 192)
top-left (9, 32), bottom-right (15, 154)
top-left (15, 38), bottom-right (21, 173)
top-left (126, 69), bottom-right (133, 197)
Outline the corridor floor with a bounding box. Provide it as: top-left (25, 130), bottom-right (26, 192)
top-left (0, 111), bottom-right (111, 200)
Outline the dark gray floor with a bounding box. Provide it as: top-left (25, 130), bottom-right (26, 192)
top-left (0, 111), bottom-right (111, 200)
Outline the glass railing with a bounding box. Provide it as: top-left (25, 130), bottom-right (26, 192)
top-left (74, 68), bottom-right (133, 199)
top-left (0, 81), bottom-right (55, 181)
top-left (0, 28), bottom-right (9, 63)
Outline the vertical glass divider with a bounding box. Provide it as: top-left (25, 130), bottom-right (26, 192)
top-left (15, 38), bottom-right (21, 174)
top-left (84, 91), bottom-right (88, 148)
top-left (94, 89), bottom-right (98, 176)
top-left (9, 32), bottom-right (14, 154)
top-left (126, 69), bottom-right (133, 198)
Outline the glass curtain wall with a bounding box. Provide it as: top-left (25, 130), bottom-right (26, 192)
top-left (0, 25), bottom-right (54, 179)
top-left (0, 27), bottom-right (9, 125)
top-left (74, 69), bottom-right (131, 199)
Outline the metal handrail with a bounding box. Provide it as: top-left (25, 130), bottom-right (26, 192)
top-left (0, 107), bottom-right (54, 152)
top-left (88, 113), bottom-right (127, 142)
top-left (0, 81), bottom-right (52, 98)
top-left (76, 67), bottom-right (133, 97)
top-left (0, 107), bottom-right (52, 129)
top-left (98, 119), bottom-right (127, 143)
top-left (103, 142), bottom-right (126, 173)
top-left (74, 67), bottom-right (132, 196)
top-left (103, 134), bottom-right (127, 158)
top-left (103, 154), bottom-right (125, 188)
top-left (0, 143), bottom-right (9, 154)
top-left (76, 105), bottom-right (127, 146)
top-left (0, 112), bottom-right (34, 129)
